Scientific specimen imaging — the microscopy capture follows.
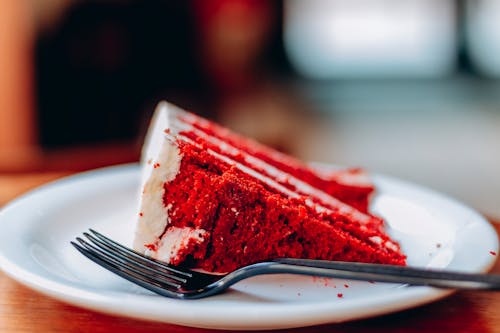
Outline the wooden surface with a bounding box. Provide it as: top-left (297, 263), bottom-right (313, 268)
top-left (0, 172), bottom-right (498, 333)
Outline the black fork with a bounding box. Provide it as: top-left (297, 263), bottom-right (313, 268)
top-left (71, 230), bottom-right (500, 299)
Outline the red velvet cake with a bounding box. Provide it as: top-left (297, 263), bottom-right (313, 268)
top-left (133, 102), bottom-right (406, 273)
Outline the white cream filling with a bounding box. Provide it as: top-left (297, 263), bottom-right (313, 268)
top-left (147, 226), bottom-right (208, 262)
top-left (133, 102), bottom-right (183, 252)
top-left (134, 102), bottom-right (210, 262)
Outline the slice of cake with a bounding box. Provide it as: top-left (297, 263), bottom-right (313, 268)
top-left (134, 101), bottom-right (406, 273)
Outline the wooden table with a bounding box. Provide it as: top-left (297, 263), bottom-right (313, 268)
top-left (0, 172), bottom-right (498, 333)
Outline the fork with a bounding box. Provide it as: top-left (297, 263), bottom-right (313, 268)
top-left (71, 229), bottom-right (500, 299)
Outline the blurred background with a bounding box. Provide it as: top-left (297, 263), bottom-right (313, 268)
top-left (0, 0), bottom-right (499, 219)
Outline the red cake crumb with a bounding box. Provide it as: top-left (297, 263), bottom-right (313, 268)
top-left (313, 277), bottom-right (334, 287)
top-left (490, 251), bottom-right (497, 256)
top-left (337, 293), bottom-right (343, 298)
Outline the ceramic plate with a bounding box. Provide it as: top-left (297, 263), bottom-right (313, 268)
top-left (0, 164), bottom-right (497, 330)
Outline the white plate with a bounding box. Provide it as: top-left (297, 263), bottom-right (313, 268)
top-left (0, 164), bottom-right (497, 330)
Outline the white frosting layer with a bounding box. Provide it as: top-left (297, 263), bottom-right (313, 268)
top-left (134, 103), bottom-right (179, 251)
top-left (133, 102), bottom-right (209, 259)
top-left (147, 226), bottom-right (208, 262)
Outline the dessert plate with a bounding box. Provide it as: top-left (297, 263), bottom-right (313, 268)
top-left (0, 164), bottom-right (497, 330)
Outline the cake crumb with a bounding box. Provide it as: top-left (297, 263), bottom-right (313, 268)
top-left (344, 284), bottom-right (349, 288)
top-left (312, 276), bottom-right (334, 287)
top-left (144, 243), bottom-right (157, 251)
top-left (436, 243), bottom-right (442, 248)
top-left (490, 251), bottom-right (497, 256)
top-left (337, 293), bottom-right (343, 298)
top-left (139, 212), bottom-right (144, 217)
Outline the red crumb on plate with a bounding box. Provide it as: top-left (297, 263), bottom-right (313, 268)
top-left (312, 276), bottom-right (335, 287)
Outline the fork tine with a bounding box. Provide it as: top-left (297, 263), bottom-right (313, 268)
top-left (75, 236), bottom-right (185, 288)
top-left (87, 229), bottom-right (192, 278)
top-left (71, 241), bottom-right (185, 298)
top-left (81, 233), bottom-right (188, 284)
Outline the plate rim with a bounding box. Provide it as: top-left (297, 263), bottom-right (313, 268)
top-left (0, 164), bottom-right (497, 330)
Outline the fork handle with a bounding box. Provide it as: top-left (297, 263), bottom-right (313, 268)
top-left (270, 258), bottom-right (500, 290)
